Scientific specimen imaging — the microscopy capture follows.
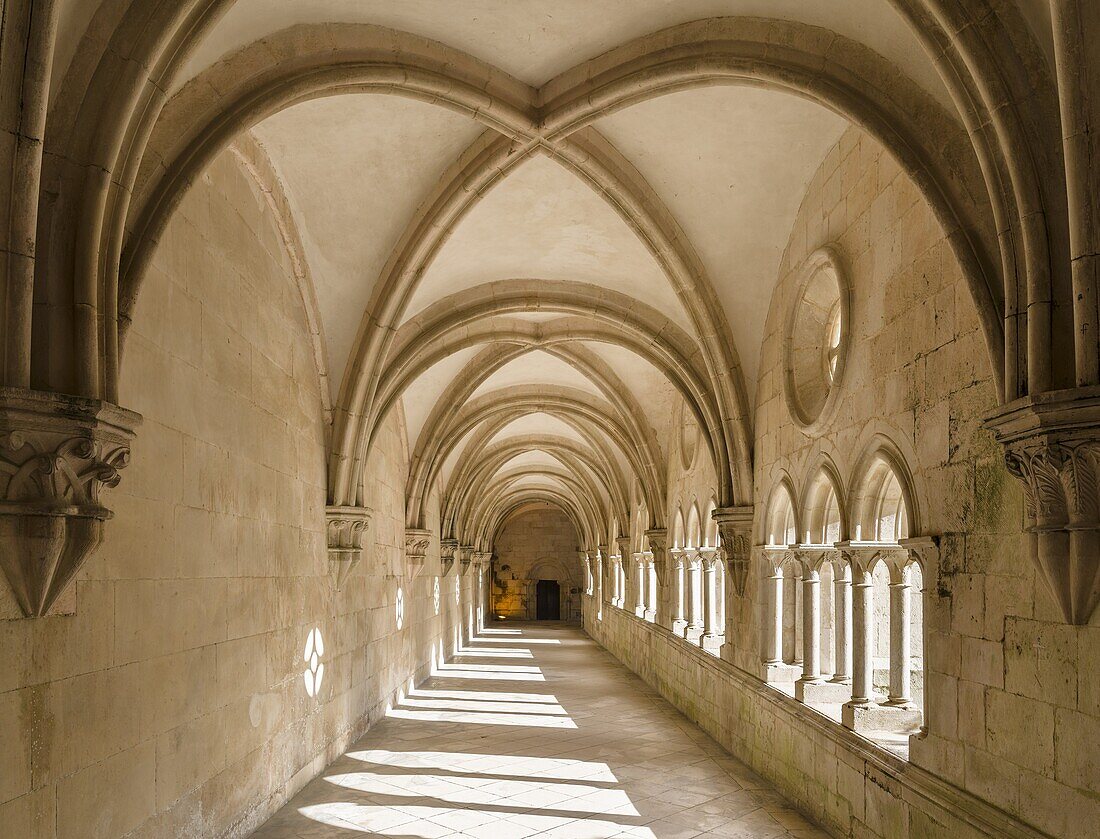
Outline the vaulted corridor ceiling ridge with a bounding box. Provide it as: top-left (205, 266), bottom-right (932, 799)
top-left (43, 6), bottom-right (1043, 544)
top-left (3, 3), bottom-right (1098, 838)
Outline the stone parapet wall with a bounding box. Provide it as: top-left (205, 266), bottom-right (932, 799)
top-left (584, 602), bottom-right (1052, 839)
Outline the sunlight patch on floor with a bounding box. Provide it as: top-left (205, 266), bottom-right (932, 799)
top-left (347, 749), bottom-right (619, 783)
top-left (385, 707), bottom-right (577, 727)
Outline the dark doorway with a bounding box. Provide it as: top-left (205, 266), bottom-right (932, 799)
top-left (535, 580), bottom-right (560, 620)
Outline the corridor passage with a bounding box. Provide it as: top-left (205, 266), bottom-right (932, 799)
top-left (253, 624), bottom-right (828, 838)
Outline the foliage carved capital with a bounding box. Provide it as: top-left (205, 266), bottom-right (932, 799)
top-left (713, 505), bottom-right (754, 596)
top-left (404, 528), bottom-right (432, 575)
top-left (986, 388), bottom-right (1100, 623)
top-left (456, 545), bottom-right (474, 576)
top-left (0, 388), bottom-right (141, 617)
top-left (439, 537), bottom-right (459, 576)
top-left (326, 505), bottom-right (371, 590)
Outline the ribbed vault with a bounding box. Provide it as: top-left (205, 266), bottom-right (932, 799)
top-left (29, 0), bottom-right (1072, 573)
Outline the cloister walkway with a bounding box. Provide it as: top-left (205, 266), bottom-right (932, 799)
top-left (253, 623), bottom-right (829, 838)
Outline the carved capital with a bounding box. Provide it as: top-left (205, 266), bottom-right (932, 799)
top-left (986, 388), bottom-right (1100, 623)
top-left (697, 546), bottom-right (719, 571)
top-left (0, 388), bottom-right (141, 617)
top-left (644, 528), bottom-right (668, 585)
top-left (326, 505), bottom-right (371, 590)
top-left (456, 545), bottom-right (474, 576)
top-left (615, 536), bottom-right (631, 559)
top-left (713, 505), bottom-right (754, 596)
top-left (899, 535), bottom-right (939, 571)
top-left (439, 537), bottom-right (459, 576)
top-left (404, 528), bottom-right (432, 575)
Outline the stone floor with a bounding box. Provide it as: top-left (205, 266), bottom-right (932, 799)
top-left (252, 622), bottom-right (830, 838)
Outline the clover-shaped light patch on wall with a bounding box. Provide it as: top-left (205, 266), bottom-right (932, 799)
top-left (303, 627), bottom-right (325, 698)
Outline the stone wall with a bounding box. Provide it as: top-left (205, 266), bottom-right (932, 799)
top-left (491, 504), bottom-right (581, 621)
top-left (585, 125), bottom-right (1100, 839)
top-left (0, 150), bottom-right (469, 838)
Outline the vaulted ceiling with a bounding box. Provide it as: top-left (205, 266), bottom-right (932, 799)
top-left (47, 0), bottom-right (1058, 551)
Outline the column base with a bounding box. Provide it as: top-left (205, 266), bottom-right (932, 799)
top-left (795, 679), bottom-right (852, 703)
top-left (842, 700), bottom-right (923, 732)
top-left (685, 626), bottom-right (704, 643)
top-left (671, 619), bottom-right (688, 636)
top-left (700, 633), bottom-right (723, 653)
top-left (761, 661), bottom-right (801, 683)
top-left (634, 606), bottom-right (645, 618)
top-left (643, 609), bottom-right (656, 622)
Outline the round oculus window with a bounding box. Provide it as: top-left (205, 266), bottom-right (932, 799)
top-left (783, 247), bottom-right (850, 432)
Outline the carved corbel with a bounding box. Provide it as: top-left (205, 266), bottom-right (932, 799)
top-left (615, 536), bottom-right (630, 560)
top-left (457, 545), bottom-right (474, 576)
top-left (439, 538), bottom-right (459, 576)
top-left (985, 389), bottom-right (1100, 623)
top-left (0, 388), bottom-right (140, 617)
top-left (645, 528), bottom-right (668, 585)
top-left (473, 550), bottom-right (492, 570)
top-left (326, 505), bottom-right (372, 590)
top-left (404, 528), bottom-right (432, 575)
top-left (713, 505), bottom-right (754, 596)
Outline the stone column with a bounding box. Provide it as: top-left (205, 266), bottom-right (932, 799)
top-left (886, 561), bottom-right (913, 707)
top-left (671, 548), bottom-right (687, 634)
top-left (633, 553), bottom-right (646, 616)
top-left (841, 545), bottom-right (923, 731)
top-left (716, 563), bottom-right (725, 633)
top-left (797, 562), bottom-right (822, 685)
top-left (615, 536), bottom-right (630, 607)
top-left (761, 550), bottom-right (784, 666)
top-left (792, 549), bottom-right (850, 702)
top-left (790, 560), bottom-right (804, 667)
top-left (901, 535), bottom-right (940, 736)
top-left (641, 556), bottom-right (654, 621)
top-left (831, 560), bottom-right (853, 684)
top-left (700, 548), bottom-right (721, 652)
top-left (594, 548), bottom-right (612, 606)
top-left (1053, 0), bottom-right (1100, 389)
top-left (685, 550), bottom-right (703, 643)
top-left (474, 551), bottom-right (492, 630)
top-left (843, 552), bottom-right (876, 726)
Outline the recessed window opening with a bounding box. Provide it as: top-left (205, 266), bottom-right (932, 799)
top-left (766, 484), bottom-right (798, 547)
top-left (824, 300), bottom-right (843, 382)
top-left (783, 247), bottom-right (849, 430)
